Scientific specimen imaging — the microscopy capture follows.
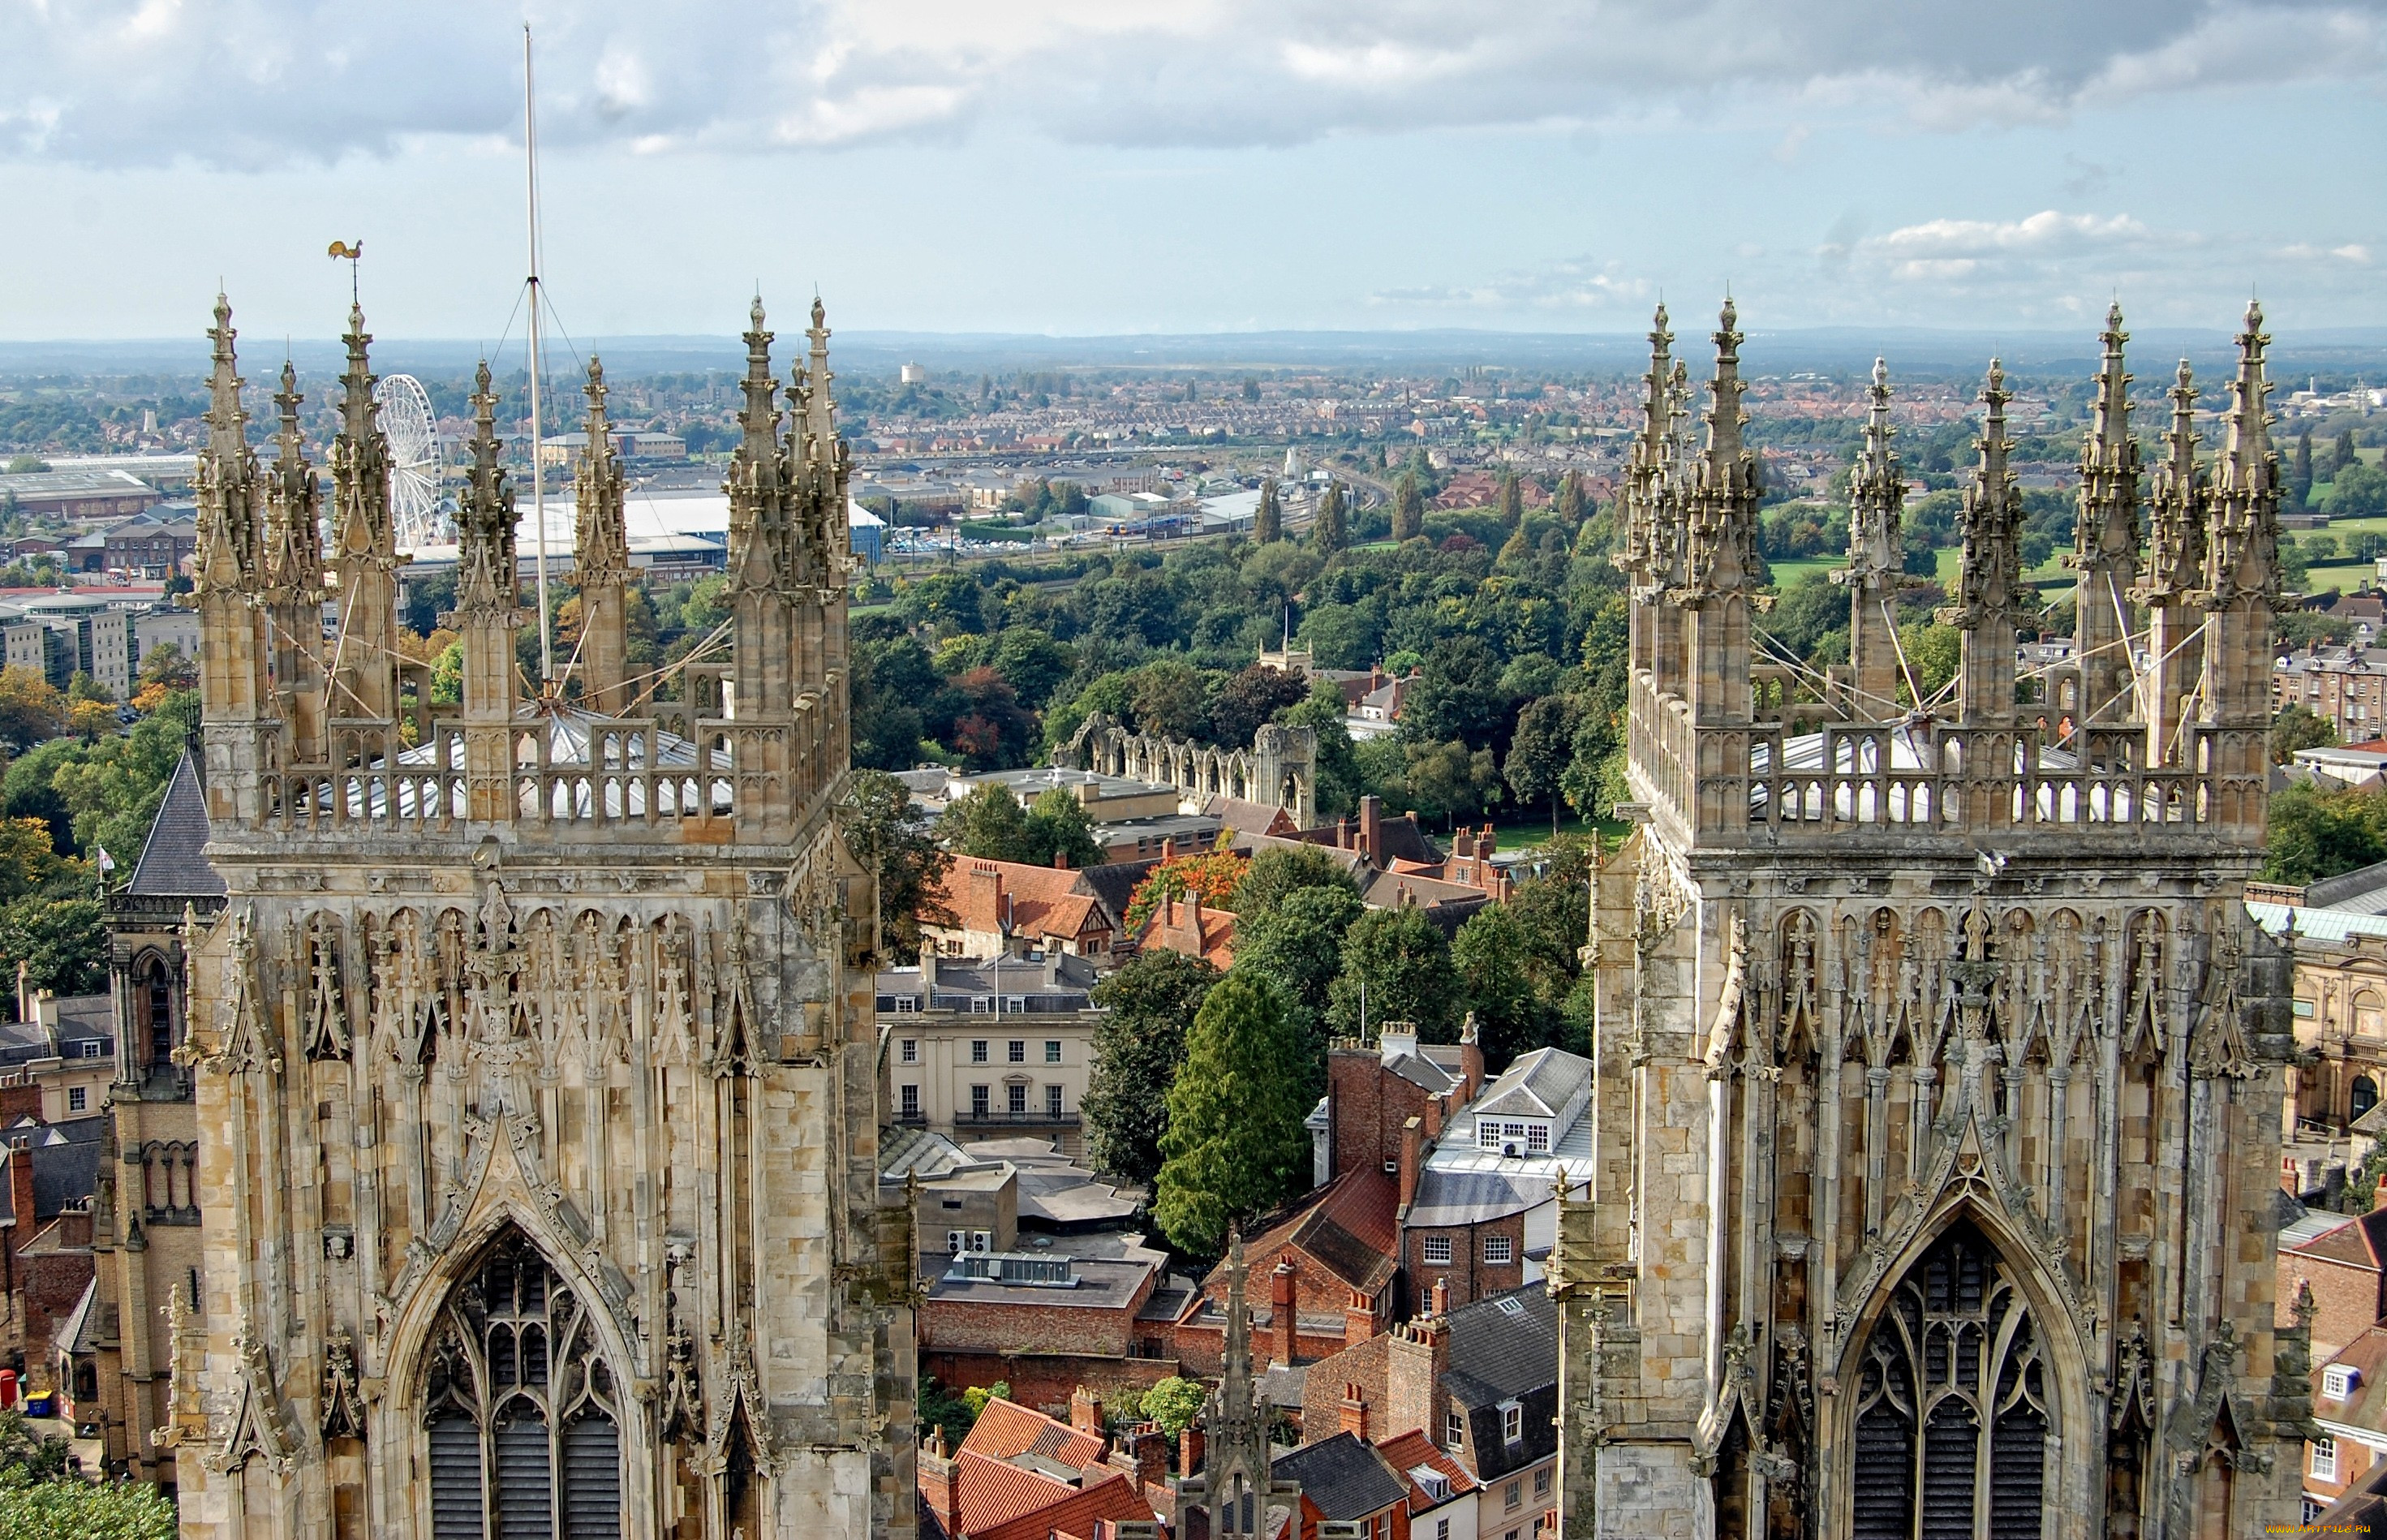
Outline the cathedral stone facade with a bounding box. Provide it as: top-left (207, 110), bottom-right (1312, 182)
top-left (1550, 302), bottom-right (2312, 1538)
top-left (166, 296), bottom-right (914, 1538)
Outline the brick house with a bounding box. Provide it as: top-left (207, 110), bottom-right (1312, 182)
top-left (1172, 1168), bottom-right (1400, 1378)
top-left (1377, 1427), bottom-right (1480, 1540)
top-left (1276, 1430), bottom-right (1413, 1540)
top-left (1136, 890), bottom-right (1238, 970)
top-left (2280, 1207), bottom-right (2387, 1362)
top-left (923, 857), bottom-right (1117, 961)
top-left (1297, 1284), bottom-right (1559, 1540)
top-left (0, 1114), bottom-right (103, 1390)
top-left (917, 1394), bottom-right (1167, 1540)
top-left (1406, 1048), bottom-right (1592, 1310)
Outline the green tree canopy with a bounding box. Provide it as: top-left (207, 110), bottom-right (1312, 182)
top-left (1327, 905), bottom-right (1462, 1043)
top-left (1312, 480), bottom-right (1348, 553)
top-left (1228, 845), bottom-right (1360, 918)
top-left (841, 772), bottom-right (954, 965)
top-left (1083, 950), bottom-right (1219, 1187)
top-left (1229, 881), bottom-right (1366, 1103)
top-left (1254, 479), bottom-right (1283, 544)
top-left (1025, 787), bottom-right (1107, 871)
top-left (2272, 703), bottom-right (2338, 765)
top-left (1505, 695), bottom-right (1576, 833)
top-left (1393, 473), bottom-right (1425, 541)
top-left (1154, 972), bottom-right (1311, 1258)
top-left (1138, 1377), bottom-right (1210, 1439)
top-left (2265, 784), bottom-right (2387, 885)
top-left (940, 782), bottom-right (1034, 863)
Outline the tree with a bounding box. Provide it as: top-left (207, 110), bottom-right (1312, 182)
top-left (1083, 950), bottom-right (1218, 1187)
top-left (1554, 470), bottom-right (1586, 528)
top-left (1452, 903), bottom-right (1563, 1070)
top-left (940, 782), bottom-right (1035, 863)
top-left (2293, 431), bottom-right (2316, 508)
top-left (988, 627), bottom-right (1075, 711)
top-left (0, 668), bottom-right (62, 748)
top-left (1312, 480), bottom-right (1348, 554)
top-left (1230, 845), bottom-right (1359, 917)
top-left (2264, 784), bottom-right (2387, 884)
top-left (1229, 882), bottom-right (1363, 1101)
top-left (1400, 637), bottom-right (1509, 750)
top-left (1205, 664), bottom-right (1310, 751)
top-left (1253, 478), bottom-right (1282, 544)
top-left (1025, 787), bottom-right (1107, 871)
top-left (841, 772), bottom-right (954, 965)
top-left (135, 641), bottom-right (196, 691)
top-left (1154, 972), bottom-right (1310, 1258)
top-left (0, 893), bottom-right (106, 1009)
top-left (1129, 658), bottom-right (1214, 742)
top-left (1327, 905), bottom-right (1462, 1042)
top-left (1402, 738), bottom-right (1500, 827)
top-left (1392, 472), bottom-right (1425, 541)
top-left (2272, 703), bottom-right (2338, 765)
top-left (1138, 1377), bottom-right (1210, 1439)
top-left (1497, 471), bottom-right (1523, 531)
top-left (2335, 430), bottom-right (2359, 477)
top-left (1505, 696), bottom-right (1576, 833)
top-left (1124, 848), bottom-right (1247, 933)
top-left (0, 1464), bottom-right (178, 1540)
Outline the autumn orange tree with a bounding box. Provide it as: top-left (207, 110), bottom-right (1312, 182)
top-left (1123, 845), bottom-right (1246, 932)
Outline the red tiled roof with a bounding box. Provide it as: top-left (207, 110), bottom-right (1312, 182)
top-left (931, 859), bottom-right (1111, 948)
top-left (951, 1450), bottom-right (1076, 1536)
top-left (2316, 1323), bottom-right (2387, 1440)
top-left (970, 1472), bottom-right (1158, 1540)
top-left (959, 1397), bottom-right (1107, 1471)
top-left (1202, 1168), bottom-right (1401, 1302)
top-left (1375, 1428), bottom-right (1478, 1508)
top-left (1138, 894), bottom-right (1237, 970)
top-left (2291, 1211), bottom-right (2387, 1270)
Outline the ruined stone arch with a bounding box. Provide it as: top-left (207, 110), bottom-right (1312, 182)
top-left (1833, 1201), bottom-right (2092, 1540)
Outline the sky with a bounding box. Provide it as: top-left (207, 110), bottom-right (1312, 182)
top-left (0, 1), bottom-right (2382, 346)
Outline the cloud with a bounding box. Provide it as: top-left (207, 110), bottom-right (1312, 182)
top-left (1370, 255), bottom-right (1654, 312)
top-left (3, 1), bottom-right (2382, 166)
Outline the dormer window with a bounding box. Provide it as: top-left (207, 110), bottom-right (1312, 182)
top-left (2325, 1363), bottom-right (2363, 1400)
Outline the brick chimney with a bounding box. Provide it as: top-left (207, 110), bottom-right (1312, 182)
top-left (1272, 1260), bottom-right (1298, 1366)
top-left (1386, 1312), bottom-right (1452, 1443)
top-left (1358, 797), bottom-right (1383, 864)
top-left (970, 862), bottom-right (1004, 932)
top-left (1071, 1385), bottom-right (1107, 1446)
top-left (1344, 1288), bottom-right (1376, 1347)
top-left (1398, 1116), bottom-right (1421, 1214)
top-left (1179, 1423), bottom-right (1206, 1478)
top-left (1127, 1422), bottom-right (1169, 1488)
top-left (1161, 837), bottom-right (1177, 863)
top-left (1053, 848), bottom-right (1071, 870)
top-left (1431, 1277), bottom-right (1448, 1318)
top-left (6, 1139), bottom-right (33, 1230)
top-left (1423, 1092), bottom-right (1444, 1141)
top-left (1340, 1382), bottom-right (1370, 1442)
top-left (918, 1426), bottom-right (961, 1535)
top-left (1458, 1016), bottom-right (1484, 1105)
top-left (1337, 815), bottom-right (1352, 850)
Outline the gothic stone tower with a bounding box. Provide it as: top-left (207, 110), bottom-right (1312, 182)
top-left (1563, 302), bottom-right (2308, 1539)
top-left (166, 296), bottom-right (915, 1539)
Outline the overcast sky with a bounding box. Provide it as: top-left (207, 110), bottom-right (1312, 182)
top-left (0, 1), bottom-right (2381, 343)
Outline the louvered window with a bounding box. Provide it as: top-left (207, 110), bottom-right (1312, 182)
top-left (1848, 1221), bottom-right (2050, 1540)
top-left (415, 1228), bottom-right (625, 1539)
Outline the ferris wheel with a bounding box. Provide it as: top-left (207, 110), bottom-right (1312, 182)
top-left (373, 372), bottom-right (448, 548)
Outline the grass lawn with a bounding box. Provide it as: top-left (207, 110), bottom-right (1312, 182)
top-left (1486, 811), bottom-right (1632, 850)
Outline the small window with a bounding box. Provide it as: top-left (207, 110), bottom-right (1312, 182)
top-left (1446, 1409), bottom-right (1465, 1448)
top-left (80, 1041), bottom-right (105, 1060)
top-left (970, 996), bottom-right (993, 1014)
top-left (2325, 1364), bottom-right (2363, 1400)
top-left (1485, 1235), bottom-right (1514, 1266)
top-left (1502, 1404), bottom-right (1522, 1443)
top-left (1003, 997), bottom-right (1026, 1013)
top-left (1045, 1040), bottom-right (1063, 1064)
top-left (1009, 1039), bottom-right (1026, 1064)
top-left (1534, 1466), bottom-right (1550, 1498)
top-left (899, 1085), bottom-right (920, 1120)
top-left (900, 1039), bottom-right (918, 1063)
top-left (970, 1086), bottom-right (989, 1118)
top-left (2315, 1435), bottom-right (2340, 1482)
top-left (1422, 1236), bottom-right (1452, 1267)
top-left (894, 997), bottom-right (918, 1014)
top-left (1526, 1123), bottom-right (1550, 1154)
top-left (1506, 1478), bottom-right (1522, 1508)
top-left (1477, 1122), bottom-right (1503, 1152)
top-left (971, 1040), bottom-right (990, 1065)
top-left (1437, 1522), bottom-right (1450, 1540)
top-left (67, 1086), bottom-right (87, 1112)
top-left (1008, 1083), bottom-right (1029, 1116)
top-left (1046, 1085), bottom-right (1064, 1118)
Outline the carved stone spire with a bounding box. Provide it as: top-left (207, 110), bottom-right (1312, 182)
top-left (195, 295), bottom-right (260, 593)
top-left (1940, 360), bottom-right (2024, 725)
top-left (1684, 299), bottom-right (1760, 600)
top-left (331, 304), bottom-right (393, 563)
top-left (265, 362), bottom-right (320, 593)
top-left (2072, 304), bottom-right (2142, 724)
top-left (802, 295), bottom-right (836, 463)
top-left (727, 299), bottom-right (788, 597)
top-left (1838, 358), bottom-right (1906, 714)
top-left (192, 295), bottom-right (277, 819)
top-left (2200, 303), bottom-right (2281, 754)
top-left (1615, 304), bottom-right (1675, 598)
top-left (573, 356), bottom-right (633, 714)
top-left (2136, 359), bottom-right (2209, 766)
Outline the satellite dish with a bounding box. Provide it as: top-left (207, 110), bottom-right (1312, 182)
top-left (373, 373), bottom-right (448, 549)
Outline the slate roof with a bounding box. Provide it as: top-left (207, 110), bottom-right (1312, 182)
top-left (1441, 1284), bottom-right (1561, 1408)
top-left (2287, 1210), bottom-right (2387, 1271)
top-left (0, 1115), bottom-right (106, 1224)
top-left (1216, 1168), bottom-right (1400, 1301)
top-left (1074, 858), bottom-right (1160, 938)
top-left (1470, 1048), bottom-right (1593, 1124)
top-left (1275, 1431), bottom-right (1407, 1521)
top-left (125, 748), bottom-right (224, 899)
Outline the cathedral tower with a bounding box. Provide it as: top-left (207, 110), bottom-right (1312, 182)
top-left (1567, 302), bottom-right (2306, 1538)
top-left (169, 296), bottom-right (914, 1539)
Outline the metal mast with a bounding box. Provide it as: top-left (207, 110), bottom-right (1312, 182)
top-left (524, 24), bottom-right (554, 684)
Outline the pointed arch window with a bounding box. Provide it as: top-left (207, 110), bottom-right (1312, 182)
top-left (1849, 1220), bottom-right (2051, 1540)
top-left (421, 1228), bottom-right (624, 1540)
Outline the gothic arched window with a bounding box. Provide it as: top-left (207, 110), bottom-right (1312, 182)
top-left (1849, 1220), bottom-right (2051, 1540)
top-left (143, 957), bottom-right (174, 1070)
top-left (421, 1228), bottom-right (624, 1540)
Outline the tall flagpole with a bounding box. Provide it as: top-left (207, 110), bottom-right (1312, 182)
top-left (525, 24), bottom-right (554, 686)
